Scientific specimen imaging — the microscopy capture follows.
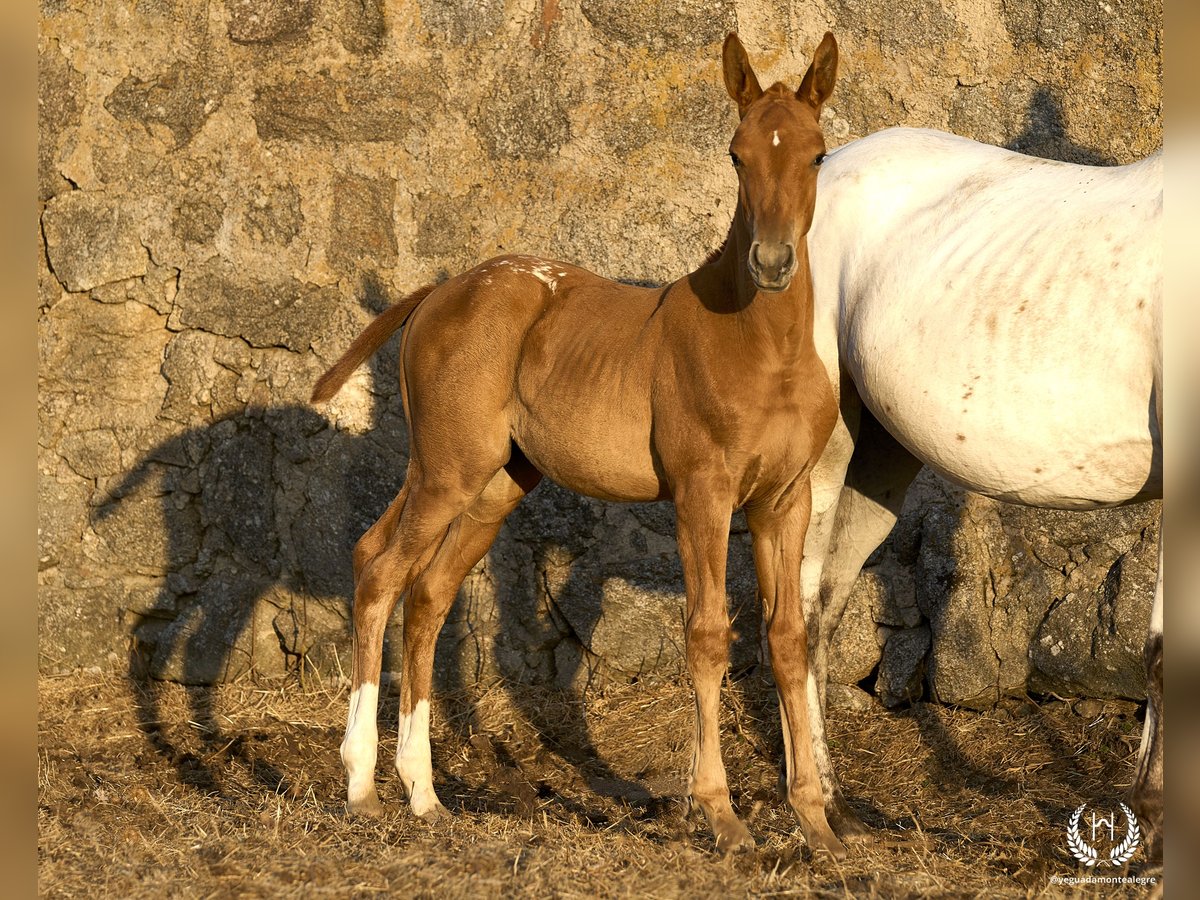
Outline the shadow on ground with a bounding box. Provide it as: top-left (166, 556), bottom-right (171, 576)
top-left (97, 272), bottom-right (765, 827)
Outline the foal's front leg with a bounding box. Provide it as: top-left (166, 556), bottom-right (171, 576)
top-left (749, 486), bottom-right (847, 858)
top-left (674, 486), bottom-right (754, 853)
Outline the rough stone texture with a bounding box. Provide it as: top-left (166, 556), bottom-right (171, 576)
top-left (858, 473), bottom-right (1160, 709)
top-left (827, 683), bottom-right (878, 713)
top-left (581, 0), bottom-right (738, 52)
top-left (253, 67), bottom-right (437, 143)
top-left (38, 1), bottom-right (1160, 705)
top-left (876, 625), bottom-right (930, 708)
top-left (827, 573), bottom-right (886, 685)
top-left (168, 263), bottom-right (356, 353)
top-left (419, 0), bottom-right (507, 45)
top-left (38, 39), bottom-right (84, 202)
top-left (226, 0), bottom-right (314, 45)
top-left (333, 0), bottom-right (387, 55)
top-left (330, 174), bottom-right (398, 268)
top-left (105, 64), bottom-right (227, 149)
top-left (41, 191), bottom-right (148, 292)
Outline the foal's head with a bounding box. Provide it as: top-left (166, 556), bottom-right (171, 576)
top-left (722, 32), bottom-right (838, 292)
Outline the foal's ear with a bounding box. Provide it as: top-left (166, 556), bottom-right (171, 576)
top-left (723, 33), bottom-right (763, 119)
top-left (797, 32), bottom-right (838, 114)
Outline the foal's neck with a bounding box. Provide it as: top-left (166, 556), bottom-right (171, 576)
top-left (703, 213), bottom-right (816, 356)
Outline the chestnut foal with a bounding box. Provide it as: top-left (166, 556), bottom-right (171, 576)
top-left (313, 33), bottom-right (843, 856)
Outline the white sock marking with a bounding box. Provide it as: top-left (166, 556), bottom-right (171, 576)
top-left (341, 683), bottom-right (380, 805)
top-left (396, 699), bottom-right (442, 816)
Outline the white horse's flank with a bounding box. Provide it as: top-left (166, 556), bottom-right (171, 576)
top-left (800, 128), bottom-right (1163, 850)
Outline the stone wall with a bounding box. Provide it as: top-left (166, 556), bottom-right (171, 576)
top-left (38, 0), bottom-right (1161, 705)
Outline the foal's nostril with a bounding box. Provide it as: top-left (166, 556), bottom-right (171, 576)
top-left (748, 240), bottom-right (796, 290)
top-left (752, 241), bottom-right (795, 273)
top-left (750, 241), bottom-right (763, 270)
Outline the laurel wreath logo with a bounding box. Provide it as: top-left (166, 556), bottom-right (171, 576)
top-left (1067, 802), bottom-right (1141, 867)
top-left (1110, 804), bottom-right (1142, 866)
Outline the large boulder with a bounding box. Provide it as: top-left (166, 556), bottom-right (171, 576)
top-left (856, 473), bottom-right (1158, 708)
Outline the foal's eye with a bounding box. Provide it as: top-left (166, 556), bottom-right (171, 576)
top-left (729, 152), bottom-right (742, 169)
top-left (813, 152), bottom-right (826, 167)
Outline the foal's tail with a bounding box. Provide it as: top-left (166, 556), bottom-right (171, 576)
top-left (311, 283), bottom-right (438, 403)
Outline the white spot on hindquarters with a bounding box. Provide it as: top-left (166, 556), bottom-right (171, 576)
top-left (529, 261), bottom-right (559, 292)
top-left (773, 130), bottom-right (780, 147)
top-left (495, 255), bottom-right (563, 292)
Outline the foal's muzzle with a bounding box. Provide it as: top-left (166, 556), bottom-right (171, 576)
top-left (748, 240), bottom-right (797, 292)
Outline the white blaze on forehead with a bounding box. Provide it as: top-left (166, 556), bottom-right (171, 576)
top-left (773, 130), bottom-right (780, 147)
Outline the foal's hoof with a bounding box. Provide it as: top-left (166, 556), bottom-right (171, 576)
top-left (414, 800), bottom-right (451, 824)
top-left (714, 818), bottom-right (756, 855)
top-left (807, 831), bottom-right (848, 861)
top-left (799, 815), bottom-right (848, 860)
top-left (346, 793), bottom-right (385, 817)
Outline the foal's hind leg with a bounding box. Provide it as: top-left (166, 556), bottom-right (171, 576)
top-left (342, 484), bottom-right (413, 815)
top-left (394, 459), bottom-right (542, 820)
top-left (341, 463), bottom-right (504, 815)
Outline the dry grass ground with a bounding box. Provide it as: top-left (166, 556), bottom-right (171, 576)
top-left (38, 669), bottom-right (1161, 898)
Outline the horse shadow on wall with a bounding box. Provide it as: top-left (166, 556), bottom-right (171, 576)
top-left (1003, 87), bottom-right (1114, 166)
top-left (96, 273), bottom-right (766, 816)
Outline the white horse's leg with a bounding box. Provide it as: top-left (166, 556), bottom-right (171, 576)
top-left (1131, 374), bottom-right (1163, 860)
top-left (806, 411), bottom-right (922, 839)
top-left (796, 390), bottom-right (857, 807)
top-left (1131, 540), bottom-right (1163, 860)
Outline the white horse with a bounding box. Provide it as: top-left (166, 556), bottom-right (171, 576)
top-left (798, 127), bottom-right (1163, 855)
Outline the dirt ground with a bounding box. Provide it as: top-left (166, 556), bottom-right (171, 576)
top-left (38, 668), bottom-right (1161, 898)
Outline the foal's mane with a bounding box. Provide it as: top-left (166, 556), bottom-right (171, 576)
top-left (701, 238), bottom-right (728, 268)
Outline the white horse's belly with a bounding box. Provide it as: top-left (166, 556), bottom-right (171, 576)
top-left (841, 241), bottom-right (1160, 508)
top-left (840, 248), bottom-right (1160, 508)
top-left (814, 129), bottom-right (1163, 510)
top-left (856, 355), bottom-right (1158, 508)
